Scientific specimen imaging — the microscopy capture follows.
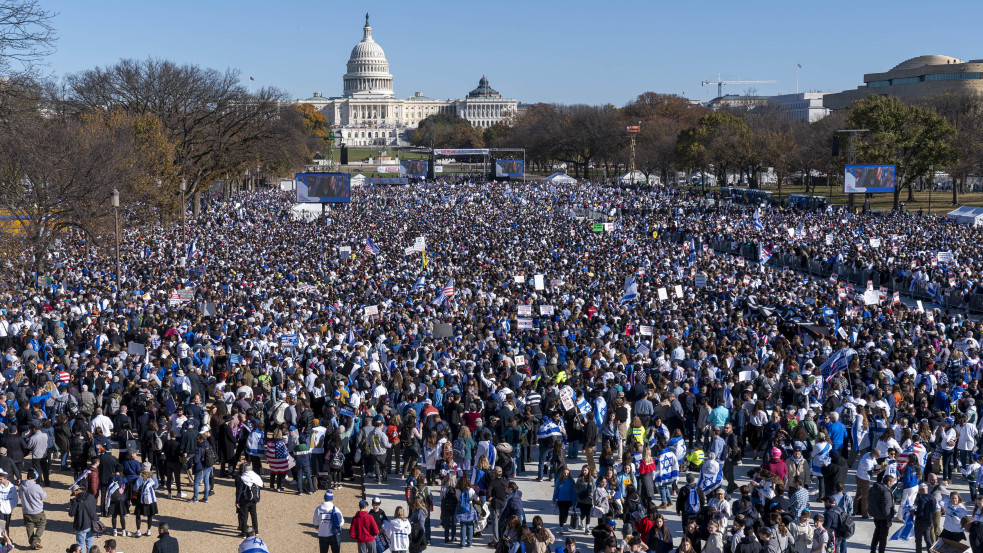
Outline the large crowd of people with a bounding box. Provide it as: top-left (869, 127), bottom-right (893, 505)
top-left (1, 180), bottom-right (983, 553)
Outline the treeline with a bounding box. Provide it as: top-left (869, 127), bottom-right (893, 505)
top-left (0, 59), bottom-right (331, 270)
top-left (418, 91), bottom-right (983, 210)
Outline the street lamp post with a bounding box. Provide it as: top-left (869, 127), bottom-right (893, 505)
top-left (111, 189), bottom-right (120, 291)
top-left (180, 178), bottom-right (187, 246)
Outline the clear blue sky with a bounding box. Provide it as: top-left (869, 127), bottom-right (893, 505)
top-left (45, 0), bottom-right (983, 106)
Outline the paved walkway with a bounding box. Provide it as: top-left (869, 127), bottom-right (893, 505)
top-left (365, 448), bottom-right (967, 553)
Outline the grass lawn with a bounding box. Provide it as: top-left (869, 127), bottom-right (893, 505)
top-left (343, 148), bottom-right (429, 162)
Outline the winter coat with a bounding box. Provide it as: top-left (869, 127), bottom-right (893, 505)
top-left (868, 481), bottom-right (896, 521)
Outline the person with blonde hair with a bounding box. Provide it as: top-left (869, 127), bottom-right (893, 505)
top-left (384, 506), bottom-right (411, 553)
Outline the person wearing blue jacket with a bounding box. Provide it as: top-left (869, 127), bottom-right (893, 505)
top-left (552, 468), bottom-right (577, 533)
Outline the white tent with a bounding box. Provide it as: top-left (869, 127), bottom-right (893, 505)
top-left (545, 172), bottom-right (577, 184)
top-left (618, 171), bottom-right (659, 185)
top-left (351, 174), bottom-right (367, 187)
top-left (945, 206), bottom-right (983, 226)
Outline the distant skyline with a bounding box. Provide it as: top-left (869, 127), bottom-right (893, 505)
top-left (45, 0), bottom-right (983, 106)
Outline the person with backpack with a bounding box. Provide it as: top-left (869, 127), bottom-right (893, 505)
top-left (133, 463), bottom-right (159, 537)
top-left (105, 473), bottom-right (129, 537)
top-left (187, 431), bottom-right (215, 503)
top-left (314, 489), bottom-right (344, 553)
top-left (675, 474), bottom-right (705, 527)
top-left (820, 495), bottom-right (849, 553)
top-left (454, 477), bottom-right (477, 547)
top-left (236, 463), bottom-right (263, 537)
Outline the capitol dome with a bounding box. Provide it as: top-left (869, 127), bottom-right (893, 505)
top-left (343, 14), bottom-right (395, 98)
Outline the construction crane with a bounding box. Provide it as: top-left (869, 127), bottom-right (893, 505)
top-left (701, 73), bottom-right (778, 98)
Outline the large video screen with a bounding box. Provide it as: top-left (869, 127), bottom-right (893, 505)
top-left (845, 165), bottom-right (895, 194)
top-left (495, 159), bottom-right (524, 177)
top-left (400, 160), bottom-right (428, 178)
top-left (296, 173), bottom-right (351, 203)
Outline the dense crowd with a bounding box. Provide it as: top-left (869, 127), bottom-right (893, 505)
top-left (2, 181), bottom-right (983, 553)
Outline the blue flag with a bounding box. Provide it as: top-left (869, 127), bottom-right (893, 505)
top-left (621, 276), bottom-right (638, 304)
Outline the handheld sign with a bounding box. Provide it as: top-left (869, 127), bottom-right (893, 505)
top-left (280, 334), bottom-right (298, 348)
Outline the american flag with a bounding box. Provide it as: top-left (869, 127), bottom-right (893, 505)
top-left (266, 440), bottom-right (295, 474)
top-left (58, 370), bottom-right (70, 384)
top-left (364, 238), bottom-right (381, 255)
top-left (441, 277), bottom-right (455, 298)
top-left (431, 278), bottom-right (455, 307)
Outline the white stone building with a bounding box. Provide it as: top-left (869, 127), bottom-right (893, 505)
top-left (296, 14), bottom-right (519, 147)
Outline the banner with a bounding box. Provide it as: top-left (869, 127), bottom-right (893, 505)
top-left (433, 149), bottom-right (489, 155)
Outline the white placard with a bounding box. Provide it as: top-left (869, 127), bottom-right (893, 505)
top-left (938, 251), bottom-right (953, 263)
top-left (339, 246), bottom-right (352, 259)
top-left (603, 223), bottom-right (614, 232)
top-left (870, 238), bottom-right (881, 248)
top-left (639, 325), bottom-right (653, 336)
top-left (916, 300), bottom-right (925, 313)
top-left (404, 246), bottom-right (416, 256)
top-left (534, 274), bottom-right (544, 291)
top-left (517, 305), bottom-right (532, 317)
top-left (837, 327), bottom-right (849, 340)
top-left (414, 236), bottom-right (426, 250)
top-left (540, 305), bottom-right (555, 316)
top-left (826, 234), bottom-right (834, 245)
top-left (674, 285), bottom-right (684, 298)
top-left (694, 274), bottom-right (707, 288)
top-left (863, 290), bottom-right (879, 305)
top-left (364, 305), bottom-right (379, 317)
top-left (739, 370), bottom-right (754, 382)
top-left (514, 275), bottom-right (525, 283)
top-left (559, 388), bottom-right (575, 411)
top-left (514, 355), bottom-right (526, 366)
top-left (517, 318), bottom-right (533, 329)
top-left (657, 287), bottom-right (668, 301)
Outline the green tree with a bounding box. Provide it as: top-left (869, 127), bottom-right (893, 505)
top-left (846, 95), bottom-right (958, 210)
top-left (677, 111), bottom-right (751, 188)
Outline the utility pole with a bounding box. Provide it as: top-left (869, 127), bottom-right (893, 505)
top-left (627, 123), bottom-right (640, 185)
top-left (112, 189), bottom-right (120, 292)
top-left (928, 163), bottom-right (934, 214)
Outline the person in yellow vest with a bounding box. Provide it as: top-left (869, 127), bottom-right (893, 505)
top-left (629, 416), bottom-right (646, 447)
top-left (685, 448), bottom-right (705, 470)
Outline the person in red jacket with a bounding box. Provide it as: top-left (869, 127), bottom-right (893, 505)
top-left (350, 499), bottom-right (379, 553)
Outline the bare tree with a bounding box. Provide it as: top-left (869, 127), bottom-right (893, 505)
top-left (0, 113), bottom-right (142, 272)
top-left (63, 58), bottom-right (298, 216)
top-left (0, 0), bottom-right (55, 75)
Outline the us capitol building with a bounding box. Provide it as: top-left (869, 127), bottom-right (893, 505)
top-left (296, 14), bottom-right (519, 147)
